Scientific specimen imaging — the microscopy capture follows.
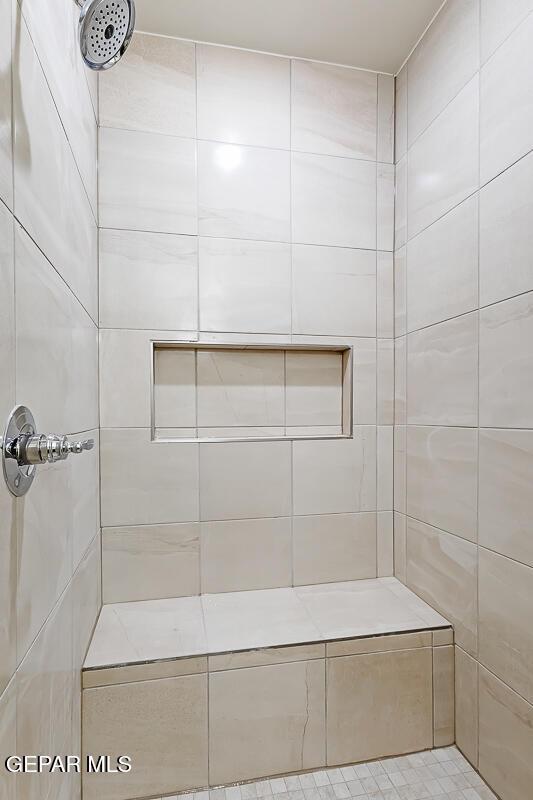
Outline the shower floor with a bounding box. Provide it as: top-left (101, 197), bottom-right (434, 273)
top-left (153, 747), bottom-right (496, 800)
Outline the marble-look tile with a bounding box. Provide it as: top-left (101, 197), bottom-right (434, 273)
top-left (377, 74), bottom-right (395, 164)
top-left (99, 33), bottom-right (196, 137)
top-left (407, 195), bottom-right (479, 331)
top-left (198, 140), bottom-right (290, 242)
top-left (198, 45), bottom-right (289, 149)
top-left (292, 245), bottom-right (376, 337)
top-left (395, 154), bottom-right (407, 249)
top-left (15, 225), bottom-right (97, 434)
top-left (479, 547), bottom-right (533, 705)
top-left (479, 666), bottom-right (533, 800)
top-left (199, 440), bottom-right (291, 521)
top-left (292, 152), bottom-right (376, 249)
top-left (0, 678), bottom-right (16, 800)
top-left (433, 645), bottom-right (455, 747)
top-left (0, 202), bottom-right (14, 422)
top-left (377, 251), bottom-right (394, 339)
top-left (377, 512), bottom-right (394, 577)
top-left (328, 630), bottom-right (431, 658)
top-left (293, 513), bottom-right (377, 586)
top-left (480, 13), bottom-right (533, 185)
top-left (17, 588), bottom-right (73, 800)
top-left (407, 426), bottom-right (478, 542)
top-left (407, 312), bottom-right (478, 426)
top-left (295, 577), bottom-right (447, 639)
top-left (480, 149), bottom-right (533, 307)
top-left (285, 350), bottom-right (343, 428)
top-left (377, 339), bottom-right (394, 425)
top-left (202, 588), bottom-right (320, 653)
top-left (154, 347), bottom-right (197, 429)
top-left (395, 65), bottom-right (407, 163)
top-left (395, 335), bottom-right (407, 425)
top-left (201, 517), bottom-right (291, 593)
top-left (408, 76), bottom-right (479, 239)
top-left (197, 349), bottom-right (285, 428)
top-left (406, 517), bottom-right (478, 654)
top-left (199, 238), bottom-right (291, 334)
top-left (377, 427), bottom-right (393, 511)
top-left (82, 674), bottom-right (208, 800)
top-left (84, 657), bottom-right (206, 688)
top-left (209, 642), bottom-right (324, 672)
top-left (351, 338), bottom-right (377, 425)
top-left (209, 660), bottom-right (325, 784)
top-left (327, 648), bottom-right (433, 764)
top-left (394, 513), bottom-right (407, 582)
top-left (99, 127), bottom-right (197, 235)
top-left (293, 433), bottom-right (376, 516)
top-left (394, 247), bottom-right (407, 338)
top-left (103, 523), bottom-right (200, 603)
top-left (407, 0), bottom-right (479, 146)
top-left (455, 645), bottom-right (479, 767)
top-left (479, 292), bottom-right (533, 427)
top-left (85, 596), bottom-right (207, 668)
top-left (0, 480), bottom-right (16, 697)
top-left (99, 229), bottom-right (198, 331)
top-left (70, 428), bottom-right (99, 568)
top-left (100, 428), bottom-right (199, 527)
top-left (393, 425), bottom-right (406, 514)
top-left (292, 60), bottom-right (376, 160)
top-left (0, 0), bottom-right (12, 209)
top-left (479, 429), bottom-right (533, 568)
top-left (13, 15), bottom-right (97, 318)
top-left (377, 163), bottom-right (394, 252)
top-left (480, 0), bottom-right (533, 62)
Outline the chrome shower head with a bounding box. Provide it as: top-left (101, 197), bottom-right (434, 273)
top-left (75, 0), bottom-right (135, 71)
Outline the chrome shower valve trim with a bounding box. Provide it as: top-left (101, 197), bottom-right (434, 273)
top-left (1, 406), bottom-right (94, 497)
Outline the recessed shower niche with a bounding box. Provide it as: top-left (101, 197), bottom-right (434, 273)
top-left (151, 342), bottom-right (353, 441)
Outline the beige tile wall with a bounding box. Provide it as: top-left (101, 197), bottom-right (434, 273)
top-left (394, 2), bottom-right (533, 797)
top-left (98, 32), bottom-right (396, 600)
top-left (0, 0), bottom-right (100, 798)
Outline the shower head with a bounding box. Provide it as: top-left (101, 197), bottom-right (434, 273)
top-left (74, 0), bottom-right (135, 71)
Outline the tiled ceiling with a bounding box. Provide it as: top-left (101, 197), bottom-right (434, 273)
top-left (134, 0), bottom-right (444, 74)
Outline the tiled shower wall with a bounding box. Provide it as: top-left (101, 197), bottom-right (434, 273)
top-left (0, 0), bottom-right (100, 798)
top-left (98, 33), bottom-right (396, 602)
top-left (393, 1), bottom-right (533, 797)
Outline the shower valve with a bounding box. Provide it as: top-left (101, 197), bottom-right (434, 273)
top-left (1, 406), bottom-right (94, 497)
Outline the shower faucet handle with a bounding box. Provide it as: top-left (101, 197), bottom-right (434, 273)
top-left (18, 433), bottom-right (95, 465)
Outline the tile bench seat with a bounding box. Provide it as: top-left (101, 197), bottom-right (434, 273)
top-left (82, 578), bottom-right (454, 800)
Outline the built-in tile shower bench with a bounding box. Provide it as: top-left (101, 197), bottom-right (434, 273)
top-left (81, 578), bottom-right (454, 800)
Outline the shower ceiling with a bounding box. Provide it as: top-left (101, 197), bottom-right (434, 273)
top-left (133, 0), bottom-right (443, 74)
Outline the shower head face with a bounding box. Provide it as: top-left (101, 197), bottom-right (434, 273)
top-left (79, 0), bottom-right (135, 71)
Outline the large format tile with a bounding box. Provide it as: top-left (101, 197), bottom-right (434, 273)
top-left (199, 440), bottom-right (291, 521)
top-left (395, 65), bottom-right (407, 162)
top-left (407, 196), bottom-right (479, 331)
top-left (200, 517), bottom-right (292, 593)
top-left (480, 12), bottom-right (533, 185)
top-left (153, 347), bottom-right (196, 430)
top-left (455, 646), bottom-right (479, 767)
top-left (199, 238), bottom-right (291, 334)
top-left (292, 245), bottom-right (376, 337)
top-left (407, 0), bottom-right (479, 145)
top-left (293, 513), bottom-right (377, 586)
top-left (407, 426), bottom-right (478, 542)
top-left (83, 674), bottom-right (208, 800)
top-left (408, 76), bottom-right (479, 239)
top-left (291, 60), bottom-right (376, 160)
top-left (407, 312), bottom-right (478, 426)
top-left (406, 518), bottom-right (478, 654)
top-left (14, 15), bottom-right (97, 318)
top-left (377, 73), bottom-right (395, 164)
top-left (327, 648), bottom-right (433, 764)
top-left (0, 480), bottom-right (15, 697)
top-left (479, 429), bottom-right (533, 567)
top-left (479, 666), bottom-right (533, 800)
top-left (100, 429), bottom-right (199, 526)
top-left (479, 292), bottom-right (533, 427)
top-left (0, 0), bottom-right (12, 209)
top-left (0, 202), bottom-right (14, 423)
top-left (99, 229), bottom-right (198, 331)
top-left (197, 45), bottom-right (290, 149)
top-left (480, 0), bottom-right (533, 62)
top-left (480, 149), bottom-right (533, 307)
top-left (0, 679), bottom-right (16, 800)
top-left (433, 645), bottom-right (455, 747)
top-left (479, 548), bottom-right (533, 705)
top-left (293, 434), bottom-right (376, 516)
top-left (285, 350), bottom-right (343, 428)
top-left (377, 164), bottom-right (394, 251)
top-left (291, 152), bottom-right (376, 249)
top-left (99, 127), bottom-right (197, 235)
top-left (84, 596), bottom-right (207, 668)
top-left (209, 660), bottom-right (325, 784)
top-left (202, 588), bottom-right (320, 653)
top-left (102, 523), bottom-right (200, 603)
top-left (198, 140), bottom-right (290, 241)
top-left (377, 251), bottom-right (394, 338)
top-left (395, 155), bottom-right (407, 249)
top-left (99, 33), bottom-right (196, 137)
